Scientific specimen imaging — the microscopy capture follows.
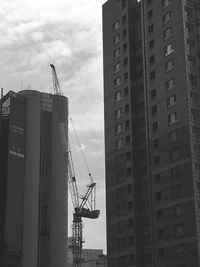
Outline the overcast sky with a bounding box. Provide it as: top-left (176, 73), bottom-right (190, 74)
top-left (0, 0), bottom-right (107, 253)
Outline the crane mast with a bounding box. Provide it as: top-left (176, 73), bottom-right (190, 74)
top-left (50, 64), bottom-right (100, 267)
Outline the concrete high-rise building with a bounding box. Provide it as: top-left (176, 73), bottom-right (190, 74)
top-left (0, 90), bottom-right (68, 267)
top-left (103, 0), bottom-right (200, 266)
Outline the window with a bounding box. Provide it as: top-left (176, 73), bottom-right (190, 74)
top-left (155, 173), bottom-right (161, 184)
top-left (124, 72), bottom-right (128, 80)
top-left (136, 54), bottom-right (143, 64)
top-left (175, 224), bottom-right (184, 237)
top-left (116, 139), bottom-right (123, 150)
top-left (125, 104), bottom-right (129, 114)
top-left (113, 20), bottom-right (120, 31)
top-left (156, 191), bottom-right (162, 201)
top-left (163, 11), bottom-right (172, 25)
top-left (144, 253), bottom-right (152, 264)
top-left (167, 95), bottom-right (176, 108)
top-left (122, 14), bottom-right (127, 24)
top-left (171, 166), bottom-right (180, 180)
top-left (148, 9), bottom-right (153, 19)
top-left (123, 43), bottom-right (128, 53)
top-left (151, 89), bottom-right (156, 99)
top-left (117, 186), bottom-right (125, 199)
top-left (164, 43), bottom-right (174, 56)
top-left (136, 39), bottom-right (142, 49)
top-left (153, 139), bottom-right (159, 149)
top-left (152, 105), bottom-right (157, 116)
top-left (149, 39), bottom-right (154, 49)
top-left (126, 167), bottom-right (131, 176)
top-left (187, 54), bottom-right (196, 66)
top-left (113, 34), bottom-right (120, 45)
top-left (170, 148), bottom-right (179, 161)
top-left (157, 228), bottom-right (164, 240)
top-left (119, 256), bottom-right (127, 266)
top-left (113, 48), bottom-right (121, 59)
top-left (144, 233), bottom-right (151, 245)
top-left (143, 216), bottom-right (150, 227)
top-left (114, 62), bottom-right (121, 73)
top-left (129, 254), bottom-right (135, 264)
top-left (115, 91), bottom-right (122, 102)
top-left (187, 38), bottom-right (195, 49)
top-left (115, 123), bottom-right (122, 134)
top-left (169, 130), bottom-right (177, 143)
top-left (152, 121), bottom-right (158, 133)
top-left (127, 183), bottom-right (132, 193)
top-left (114, 77), bottom-right (121, 88)
top-left (124, 87), bottom-right (129, 97)
top-left (168, 112), bottom-right (177, 125)
top-left (150, 71), bottom-right (156, 81)
top-left (123, 57), bottom-right (128, 66)
top-left (176, 244), bottom-right (186, 257)
top-left (125, 120), bottom-right (130, 129)
top-left (129, 236), bottom-right (134, 246)
top-left (126, 151), bottom-right (131, 160)
top-left (163, 26), bottom-right (172, 40)
top-left (150, 55), bottom-right (155, 65)
top-left (191, 109), bottom-right (200, 121)
top-left (115, 108), bottom-right (122, 119)
top-left (166, 78), bottom-right (175, 91)
top-left (162, 0), bottom-right (170, 9)
top-left (174, 204), bottom-right (184, 217)
top-left (154, 156), bottom-right (160, 165)
top-left (185, 6), bottom-right (192, 18)
top-left (137, 69), bottom-right (143, 79)
top-left (118, 237), bottom-right (127, 249)
top-left (165, 59), bottom-right (174, 72)
top-left (116, 154), bottom-right (124, 166)
top-left (172, 184), bottom-right (182, 197)
top-left (185, 22), bottom-right (193, 34)
top-left (123, 29), bottom-right (127, 40)
top-left (116, 169), bottom-right (125, 181)
top-left (118, 220), bottom-right (126, 233)
top-left (122, 0), bottom-right (126, 8)
top-left (157, 209), bottom-right (163, 220)
top-left (148, 24), bottom-right (154, 34)
top-left (125, 135), bottom-right (130, 144)
top-left (158, 248), bottom-right (165, 257)
top-left (189, 74), bottom-right (197, 86)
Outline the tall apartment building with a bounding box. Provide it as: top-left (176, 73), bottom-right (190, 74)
top-left (103, 0), bottom-right (200, 266)
top-left (0, 90), bottom-right (68, 267)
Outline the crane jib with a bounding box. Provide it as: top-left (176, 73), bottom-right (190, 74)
top-left (50, 64), bottom-right (100, 267)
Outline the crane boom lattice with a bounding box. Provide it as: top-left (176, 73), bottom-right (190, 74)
top-left (50, 64), bottom-right (100, 267)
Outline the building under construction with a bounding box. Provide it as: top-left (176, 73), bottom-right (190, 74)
top-left (0, 90), bottom-right (68, 267)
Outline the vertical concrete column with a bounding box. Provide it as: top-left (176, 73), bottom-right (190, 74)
top-left (22, 92), bottom-right (41, 267)
top-left (49, 95), bottom-right (68, 267)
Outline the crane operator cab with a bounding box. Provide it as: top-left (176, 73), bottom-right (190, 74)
top-left (75, 207), bottom-right (100, 219)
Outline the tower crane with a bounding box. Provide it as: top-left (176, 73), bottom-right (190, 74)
top-left (50, 64), bottom-right (100, 267)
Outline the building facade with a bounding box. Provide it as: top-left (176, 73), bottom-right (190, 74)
top-left (103, 0), bottom-right (200, 266)
top-left (68, 237), bottom-right (107, 267)
top-left (0, 90), bottom-right (68, 267)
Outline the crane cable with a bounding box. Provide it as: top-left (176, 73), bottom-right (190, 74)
top-left (69, 117), bottom-right (94, 184)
